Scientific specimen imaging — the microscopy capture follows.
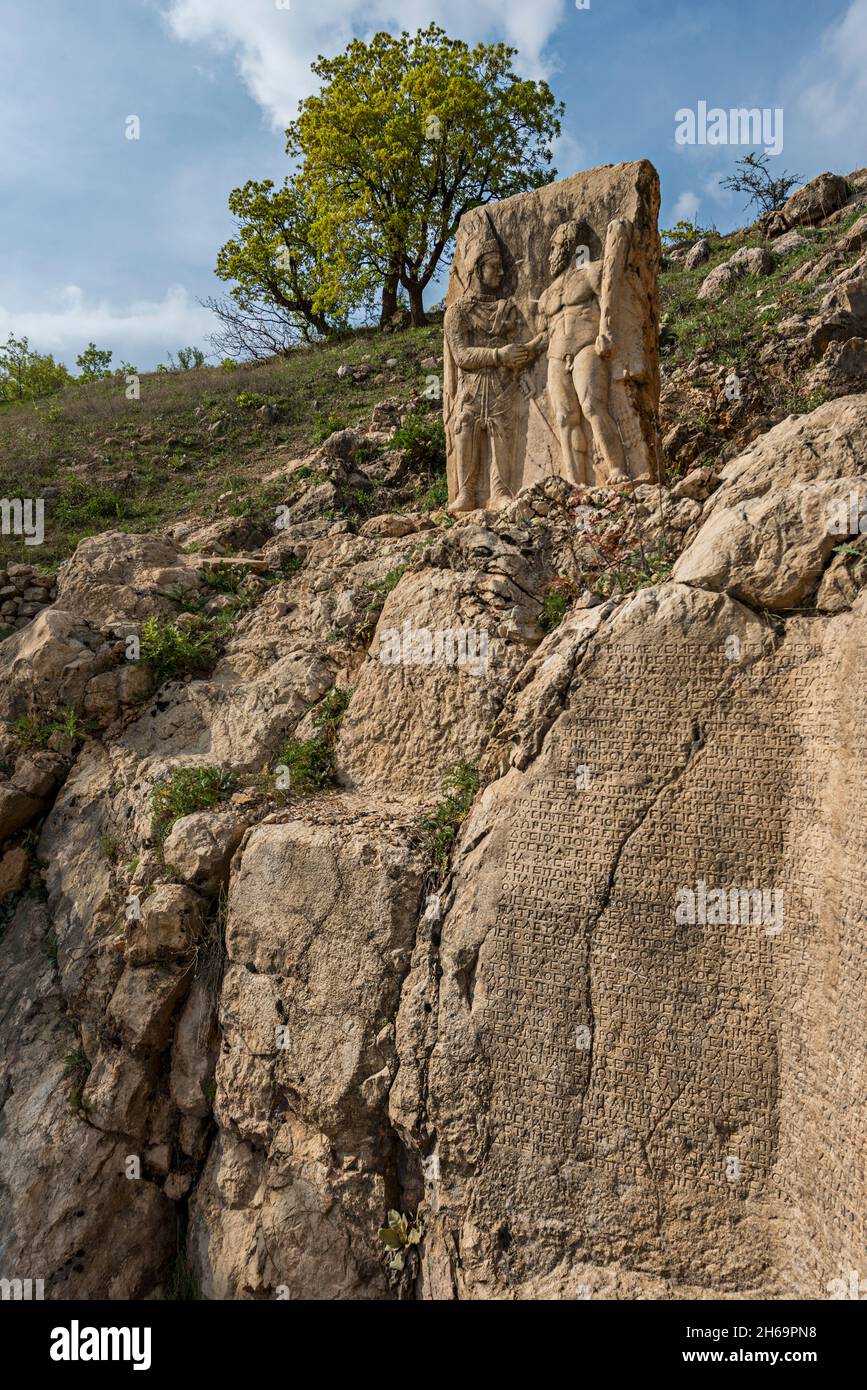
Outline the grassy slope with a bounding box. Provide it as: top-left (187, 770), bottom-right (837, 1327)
top-left (0, 322), bottom-right (442, 569)
top-left (660, 206), bottom-right (865, 378)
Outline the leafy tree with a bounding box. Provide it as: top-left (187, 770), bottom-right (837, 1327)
top-left (660, 218), bottom-right (718, 249)
top-left (288, 25), bottom-right (563, 326)
top-left (176, 346), bottom-right (206, 370)
top-left (211, 176), bottom-right (358, 357)
top-left (720, 151), bottom-right (802, 217)
top-left (0, 334), bottom-right (72, 402)
top-left (76, 342), bottom-right (113, 381)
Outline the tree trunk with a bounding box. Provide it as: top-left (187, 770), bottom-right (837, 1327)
top-left (380, 265), bottom-right (400, 325)
top-left (406, 280), bottom-right (427, 327)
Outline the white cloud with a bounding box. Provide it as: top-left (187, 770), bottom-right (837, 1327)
top-left (671, 191), bottom-right (700, 222)
top-left (0, 285), bottom-right (216, 370)
top-left (163, 0), bottom-right (567, 130)
top-left (789, 0), bottom-right (867, 167)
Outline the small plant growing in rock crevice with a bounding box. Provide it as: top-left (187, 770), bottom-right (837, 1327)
top-left (273, 687), bottom-right (352, 797)
top-left (63, 1048), bottom-right (90, 1113)
top-left (416, 762), bottom-right (479, 876)
top-left (539, 575), bottom-right (580, 631)
top-left (14, 706), bottom-right (93, 748)
top-left (379, 1209), bottom-right (424, 1272)
top-left (150, 765), bottom-right (237, 843)
top-left (140, 614), bottom-right (218, 684)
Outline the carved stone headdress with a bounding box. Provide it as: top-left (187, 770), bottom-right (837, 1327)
top-left (465, 212), bottom-right (503, 277)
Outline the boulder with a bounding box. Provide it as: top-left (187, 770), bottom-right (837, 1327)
top-left (126, 883), bottom-right (206, 965)
top-left (765, 172), bottom-right (850, 236)
top-left (697, 246), bottom-right (773, 301)
top-left (162, 809), bottom-right (250, 897)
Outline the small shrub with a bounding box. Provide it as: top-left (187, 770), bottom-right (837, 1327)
top-left (140, 615), bottom-right (217, 683)
top-left (660, 218), bottom-right (719, 248)
top-left (150, 765), bottom-right (236, 843)
top-left (539, 576), bottom-right (579, 631)
top-left (391, 413), bottom-right (446, 475)
top-left (54, 478), bottom-right (133, 526)
top-left (379, 1209), bottom-right (424, 1272)
top-left (202, 561), bottom-right (247, 595)
top-left (236, 390), bottom-right (266, 409)
top-left (416, 762), bottom-right (479, 873)
top-left (63, 1049), bottom-right (90, 1113)
top-left (274, 736), bottom-right (335, 795)
top-left (14, 706), bottom-right (92, 747)
top-left (311, 413), bottom-right (346, 445)
top-left (273, 686), bottom-right (352, 796)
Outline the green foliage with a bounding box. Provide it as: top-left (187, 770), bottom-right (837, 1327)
top-left (539, 576), bottom-right (579, 631)
top-left (391, 412), bottom-right (446, 473)
top-left (660, 218), bottom-right (718, 248)
top-left (202, 561), bottom-right (248, 595)
top-left (369, 563), bottom-right (410, 600)
top-left (63, 1049), bottom-right (91, 1113)
top-left (236, 390), bottom-right (266, 409)
top-left (379, 1209), bottom-right (424, 1270)
top-left (213, 175), bottom-right (346, 354)
top-left (140, 615), bottom-right (217, 684)
top-left (273, 686), bottom-right (352, 796)
top-left (99, 832), bottom-right (122, 863)
top-left (596, 542), bottom-right (673, 597)
top-left (150, 765), bottom-right (237, 843)
top-left (54, 478), bottom-right (134, 526)
top-left (274, 735), bottom-right (336, 795)
top-left (289, 23), bottom-right (563, 323)
top-left (310, 413), bottom-right (346, 444)
top-left (176, 346), bottom-right (206, 370)
top-left (312, 685), bottom-right (352, 734)
top-left (15, 706), bottom-right (92, 747)
top-left (416, 762), bottom-right (479, 873)
top-left (75, 342), bottom-right (113, 382)
top-left (0, 334), bottom-right (72, 402)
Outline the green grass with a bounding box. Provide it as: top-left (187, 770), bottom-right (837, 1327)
top-left (63, 1049), bottom-right (91, 1113)
top-left (150, 765), bottom-right (237, 843)
top-left (0, 320), bottom-right (443, 567)
top-left (14, 706), bottom-right (93, 747)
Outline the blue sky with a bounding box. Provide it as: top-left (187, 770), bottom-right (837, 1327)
top-left (1, 0), bottom-right (865, 371)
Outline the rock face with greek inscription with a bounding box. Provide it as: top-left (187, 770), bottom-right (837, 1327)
top-left (392, 579), bottom-right (866, 1298)
top-left (444, 161), bottom-right (661, 512)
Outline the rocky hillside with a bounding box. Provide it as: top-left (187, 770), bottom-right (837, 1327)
top-left (0, 169), bottom-right (865, 1300)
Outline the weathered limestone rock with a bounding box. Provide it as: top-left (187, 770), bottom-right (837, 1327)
top-left (444, 161), bottom-right (660, 510)
top-left (162, 809), bottom-right (250, 897)
top-left (672, 396), bottom-right (867, 609)
top-left (55, 531), bottom-right (200, 627)
top-left (126, 883), bottom-right (206, 965)
top-left (337, 528), bottom-right (548, 798)
top-left (189, 811), bottom-right (426, 1299)
top-left (765, 172), bottom-right (851, 237)
top-left (697, 246), bottom-right (774, 301)
top-left (394, 583), bottom-right (865, 1298)
top-left (0, 900), bottom-right (175, 1297)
